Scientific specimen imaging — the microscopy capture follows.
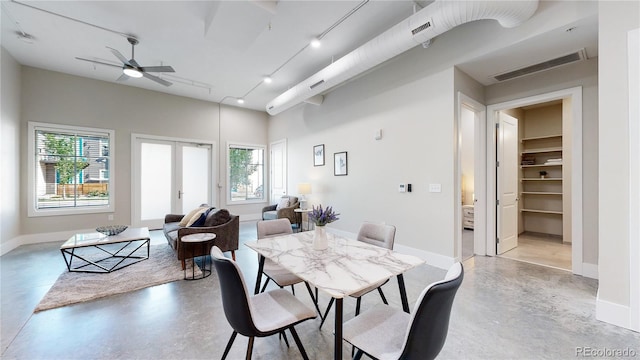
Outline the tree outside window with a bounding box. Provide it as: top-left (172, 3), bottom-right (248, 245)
top-left (229, 145), bottom-right (264, 202)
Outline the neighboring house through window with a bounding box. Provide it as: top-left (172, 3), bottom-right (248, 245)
top-left (228, 143), bottom-right (264, 203)
top-left (28, 122), bottom-right (115, 216)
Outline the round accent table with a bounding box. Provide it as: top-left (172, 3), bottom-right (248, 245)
top-left (181, 233), bottom-right (216, 280)
top-left (294, 208), bottom-right (313, 232)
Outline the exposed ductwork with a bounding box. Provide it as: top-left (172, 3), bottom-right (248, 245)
top-left (266, 0), bottom-right (539, 115)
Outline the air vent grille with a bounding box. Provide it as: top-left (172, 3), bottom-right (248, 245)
top-left (309, 80), bottom-right (325, 89)
top-left (411, 20), bottom-right (432, 35)
top-left (493, 49), bottom-right (587, 82)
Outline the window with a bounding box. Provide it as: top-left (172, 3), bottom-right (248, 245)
top-left (228, 143), bottom-right (265, 202)
top-left (28, 122), bottom-right (115, 216)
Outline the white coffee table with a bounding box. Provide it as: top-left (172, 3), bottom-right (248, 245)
top-left (60, 227), bottom-right (150, 273)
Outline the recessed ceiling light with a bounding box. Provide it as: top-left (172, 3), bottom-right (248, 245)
top-left (263, 76), bottom-right (272, 84)
top-left (310, 37), bottom-right (321, 48)
top-left (123, 67), bottom-right (143, 78)
top-left (237, 98), bottom-right (245, 104)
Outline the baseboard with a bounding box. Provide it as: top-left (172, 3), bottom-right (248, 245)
top-left (596, 291), bottom-right (631, 330)
top-left (0, 228), bottom-right (95, 256)
top-left (582, 262), bottom-right (599, 279)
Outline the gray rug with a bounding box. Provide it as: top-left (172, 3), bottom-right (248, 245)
top-left (35, 245), bottom-right (201, 312)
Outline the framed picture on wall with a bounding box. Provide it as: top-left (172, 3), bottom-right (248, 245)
top-left (334, 151), bottom-right (348, 176)
top-left (314, 144), bottom-right (325, 166)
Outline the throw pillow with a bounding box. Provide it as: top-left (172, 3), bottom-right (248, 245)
top-left (185, 207), bottom-right (208, 227)
top-left (191, 207), bottom-right (214, 227)
top-left (276, 197), bottom-right (290, 210)
top-left (205, 209), bottom-right (231, 227)
top-left (179, 206), bottom-right (207, 226)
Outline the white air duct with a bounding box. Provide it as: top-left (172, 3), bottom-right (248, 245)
top-left (266, 0), bottom-right (539, 115)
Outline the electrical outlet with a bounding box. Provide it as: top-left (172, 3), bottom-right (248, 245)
top-left (108, 214), bottom-right (114, 221)
top-left (429, 184), bottom-right (441, 193)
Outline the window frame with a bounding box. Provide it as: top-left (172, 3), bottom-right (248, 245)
top-left (28, 122), bottom-right (115, 217)
top-left (226, 142), bottom-right (266, 204)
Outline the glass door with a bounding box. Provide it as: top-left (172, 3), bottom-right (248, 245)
top-left (133, 136), bottom-right (213, 229)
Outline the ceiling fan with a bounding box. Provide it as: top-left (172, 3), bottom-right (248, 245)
top-left (76, 37), bottom-right (175, 87)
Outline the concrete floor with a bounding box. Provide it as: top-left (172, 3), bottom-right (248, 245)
top-left (1, 222), bottom-right (638, 359)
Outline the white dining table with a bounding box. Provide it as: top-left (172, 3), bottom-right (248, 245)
top-left (245, 231), bottom-right (425, 360)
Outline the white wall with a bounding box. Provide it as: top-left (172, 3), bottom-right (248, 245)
top-left (596, 0), bottom-right (639, 330)
top-left (11, 67), bottom-right (267, 251)
top-left (0, 47), bottom-right (22, 253)
top-left (270, 66), bottom-right (456, 263)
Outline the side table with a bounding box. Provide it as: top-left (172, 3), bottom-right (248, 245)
top-left (294, 208), bottom-right (313, 232)
top-left (181, 233), bottom-right (216, 280)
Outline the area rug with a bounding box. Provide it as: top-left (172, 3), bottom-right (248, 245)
top-left (34, 245), bottom-right (201, 312)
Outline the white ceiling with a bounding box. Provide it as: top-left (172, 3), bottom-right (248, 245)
top-left (1, 1), bottom-right (598, 112)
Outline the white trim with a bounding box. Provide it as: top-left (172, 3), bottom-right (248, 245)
top-left (628, 28), bottom-right (640, 332)
top-left (596, 292), bottom-right (631, 329)
top-left (486, 87), bottom-right (583, 275)
top-left (27, 122), bottom-right (115, 217)
top-left (0, 228), bottom-right (96, 256)
top-left (456, 93), bottom-right (487, 257)
top-left (582, 262), bottom-right (599, 280)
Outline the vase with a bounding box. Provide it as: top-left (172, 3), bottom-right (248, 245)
top-left (313, 226), bottom-right (328, 250)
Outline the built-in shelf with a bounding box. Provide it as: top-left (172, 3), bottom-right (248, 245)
top-left (521, 163), bottom-right (562, 168)
top-left (521, 178), bottom-right (563, 181)
top-left (521, 147), bottom-right (563, 154)
top-left (521, 134), bottom-right (563, 142)
top-left (521, 191), bottom-right (563, 195)
top-left (521, 208), bottom-right (563, 215)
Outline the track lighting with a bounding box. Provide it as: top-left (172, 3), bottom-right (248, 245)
top-left (237, 98), bottom-right (245, 104)
top-left (310, 37), bottom-right (321, 48)
top-left (263, 76), bottom-right (273, 84)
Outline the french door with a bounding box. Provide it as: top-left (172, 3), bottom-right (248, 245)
top-left (132, 136), bottom-right (214, 229)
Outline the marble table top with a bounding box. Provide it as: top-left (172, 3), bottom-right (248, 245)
top-left (245, 232), bottom-right (424, 299)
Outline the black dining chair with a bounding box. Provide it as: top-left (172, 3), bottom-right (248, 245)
top-left (342, 262), bottom-right (464, 360)
top-left (210, 246), bottom-right (317, 360)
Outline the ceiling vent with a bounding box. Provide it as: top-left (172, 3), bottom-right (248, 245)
top-left (493, 48), bottom-right (587, 82)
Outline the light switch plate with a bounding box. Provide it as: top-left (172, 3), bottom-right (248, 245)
top-left (429, 183), bottom-right (441, 193)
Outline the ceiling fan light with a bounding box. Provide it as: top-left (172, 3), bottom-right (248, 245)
top-left (123, 67), bottom-right (143, 78)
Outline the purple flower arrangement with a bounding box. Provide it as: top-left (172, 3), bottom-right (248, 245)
top-left (308, 205), bottom-right (340, 226)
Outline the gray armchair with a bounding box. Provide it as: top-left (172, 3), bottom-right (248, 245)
top-left (261, 195), bottom-right (300, 226)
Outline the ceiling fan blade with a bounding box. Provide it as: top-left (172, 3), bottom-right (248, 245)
top-left (116, 73), bottom-right (129, 82)
top-left (106, 47), bottom-right (130, 65)
top-left (129, 58), bottom-right (141, 68)
top-left (75, 57), bottom-right (123, 69)
top-left (143, 72), bottom-right (172, 87)
top-left (139, 65), bottom-right (175, 73)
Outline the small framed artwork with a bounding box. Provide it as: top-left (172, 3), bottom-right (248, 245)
top-left (313, 144), bottom-right (325, 166)
top-left (334, 151), bottom-right (348, 176)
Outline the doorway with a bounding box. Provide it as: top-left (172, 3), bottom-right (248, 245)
top-left (486, 87), bottom-right (583, 275)
top-left (132, 135), bottom-right (215, 229)
top-left (457, 93), bottom-right (486, 261)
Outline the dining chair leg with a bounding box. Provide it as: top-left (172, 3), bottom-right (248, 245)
top-left (355, 297), bottom-right (362, 316)
top-left (304, 282), bottom-right (323, 319)
top-left (245, 337), bottom-right (255, 360)
top-left (222, 331), bottom-right (238, 360)
top-left (289, 326), bottom-right (310, 360)
top-left (319, 298), bottom-right (335, 329)
top-left (291, 284), bottom-right (295, 295)
top-left (377, 287), bottom-right (388, 305)
top-left (260, 277), bottom-right (271, 293)
top-left (279, 331), bottom-right (290, 347)
top-left (353, 349), bottom-right (364, 360)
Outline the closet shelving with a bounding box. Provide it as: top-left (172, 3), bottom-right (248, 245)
top-left (520, 133), bottom-right (563, 216)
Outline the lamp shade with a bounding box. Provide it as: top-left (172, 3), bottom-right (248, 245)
top-left (297, 183), bottom-right (312, 195)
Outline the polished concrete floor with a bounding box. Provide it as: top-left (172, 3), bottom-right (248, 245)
top-left (2, 222), bottom-right (638, 359)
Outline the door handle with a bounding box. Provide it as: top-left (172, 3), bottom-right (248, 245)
top-left (178, 190), bottom-right (183, 199)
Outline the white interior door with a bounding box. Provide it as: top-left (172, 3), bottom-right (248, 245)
top-left (133, 136), bottom-right (213, 229)
top-left (270, 139), bottom-right (287, 203)
top-left (497, 112), bottom-right (519, 254)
